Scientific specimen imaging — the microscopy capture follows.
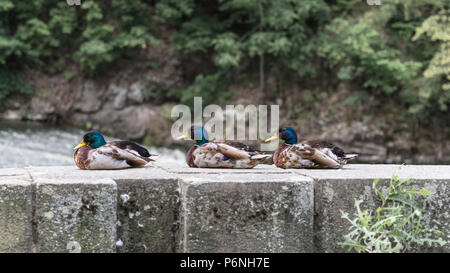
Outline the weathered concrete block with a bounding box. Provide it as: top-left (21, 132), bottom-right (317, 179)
top-left (27, 165), bottom-right (181, 253)
top-left (314, 178), bottom-right (386, 253)
top-left (115, 178), bottom-right (179, 253)
top-left (0, 177), bottom-right (32, 253)
top-left (34, 178), bottom-right (117, 253)
top-left (419, 179), bottom-right (450, 252)
top-left (314, 178), bottom-right (449, 253)
top-left (179, 174), bottom-right (314, 253)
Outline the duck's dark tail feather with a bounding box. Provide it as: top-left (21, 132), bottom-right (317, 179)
top-left (110, 141), bottom-right (151, 157)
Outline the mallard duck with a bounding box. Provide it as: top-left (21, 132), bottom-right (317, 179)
top-left (264, 126), bottom-right (357, 169)
top-left (74, 131), bottom-right (155, 170)
top-left (176, 125), bottom-right (271, 168)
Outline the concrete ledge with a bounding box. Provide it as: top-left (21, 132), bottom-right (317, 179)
top-left (35, 178), bottom-right (117, 253)
top-left (313, 178), bottom-right (449, 253)
top-left (290, 165), bottom-right (450, 252)
top-left (0, 164), bottom-right (448, 253)
top-left (115, 178), bottom-right (179, 253)
top-left (178, 174), bottom-right (314, 253)
top-left (0, 170), bottom-right (32, 253)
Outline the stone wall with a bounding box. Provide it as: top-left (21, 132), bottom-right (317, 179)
top-left (0, 163), bottom-right (448, 253)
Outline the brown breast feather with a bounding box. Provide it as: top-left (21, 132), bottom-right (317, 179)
top-left (74, 145), bottom-right (92, 170)
top-left (186, 145), bottom-right (198, 167)
top-left (273, 143), bottom-right (290, 168)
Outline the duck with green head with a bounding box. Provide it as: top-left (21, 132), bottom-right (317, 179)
top-left (265, 126), bottom-right (357, 168)
top-left (74, 131), bottom-right (155, 170)
top-left (177, 125), bottom-right (271, 168)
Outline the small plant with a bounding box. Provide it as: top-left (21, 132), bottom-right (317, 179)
top-left (339, 175), bottom-right (447, 253)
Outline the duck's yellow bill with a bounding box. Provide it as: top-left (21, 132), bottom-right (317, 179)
top-left (176, 132), bottom-right (190, 140)
top-left (74, 140), bottom-right (86, 150)
top-left (264, 133), bottom-right (279, 143)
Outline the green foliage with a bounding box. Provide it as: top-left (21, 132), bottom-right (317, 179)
top-left (0, 0), bottom-right (448, 129)
top-left (156, 0), bottom-right (449, 126)
top-left (212, 33), bottom-right (242, 69)
top-left (0, 0), bottom-right (159, 75)
top-left (154, 0), bottom-right (330, 105)
top-left (318, 13), bottom-right (422, 95)
top-left (168, 73), bottom-right (233, 106)
top-left (316, 0), bottom-right (449, 125)
top-left (339, 175), bottom-right (447, 253)
top-left (0, 69), bottom-right (32, 100)
top-left (413, 9), bottom-right (450, 111)
top-left (161, 0), bottom-right (329, 76)
top-left (74, 0), bottom-right (160, 74)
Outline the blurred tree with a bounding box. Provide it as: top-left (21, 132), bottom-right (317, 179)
top-left (413, 8), bottom-right (450, 112)
top-left (157, 0), bottom-right (330, 104)
top-left (0, 0), bottom-right (159, 75)
top-left (0, 0), bottom-right (448, 129)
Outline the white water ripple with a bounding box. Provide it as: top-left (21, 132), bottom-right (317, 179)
top-left (0, 121), bottom-right (184, 168)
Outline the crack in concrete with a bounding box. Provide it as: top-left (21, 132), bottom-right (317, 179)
top-left (176, 179), bottom-right (188, 253)
top-left (24, 168), bottom-right (39, 253)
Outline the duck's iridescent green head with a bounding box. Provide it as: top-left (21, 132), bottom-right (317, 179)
top-left (264, 126), bottom-right (298, 144)
top-left (177, 125), bottom-right (209, 146)
top-left (74, 131), bottom-right (107, 150)
top-left (279, 126), bottom-right (298, 144)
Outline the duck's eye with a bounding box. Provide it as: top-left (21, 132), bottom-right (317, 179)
top-left (84, 134), bottom-right (93, 142)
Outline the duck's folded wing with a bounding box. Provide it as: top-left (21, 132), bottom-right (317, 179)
top-left (303, 140), bottom-right (345, 157)
top-left (215, 143), bottom-right (251, 160)
top-left (93, 144), bottom-right (150, 167)
top-left (290, 144), bottom-right (340, 168)
top-left (223, 141), bottom-right (256, 153)
top-left (108, 141), bottom-right (152, 157)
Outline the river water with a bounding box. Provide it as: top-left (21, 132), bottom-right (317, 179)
top-left (0, 121), bottom-right (185, 168)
